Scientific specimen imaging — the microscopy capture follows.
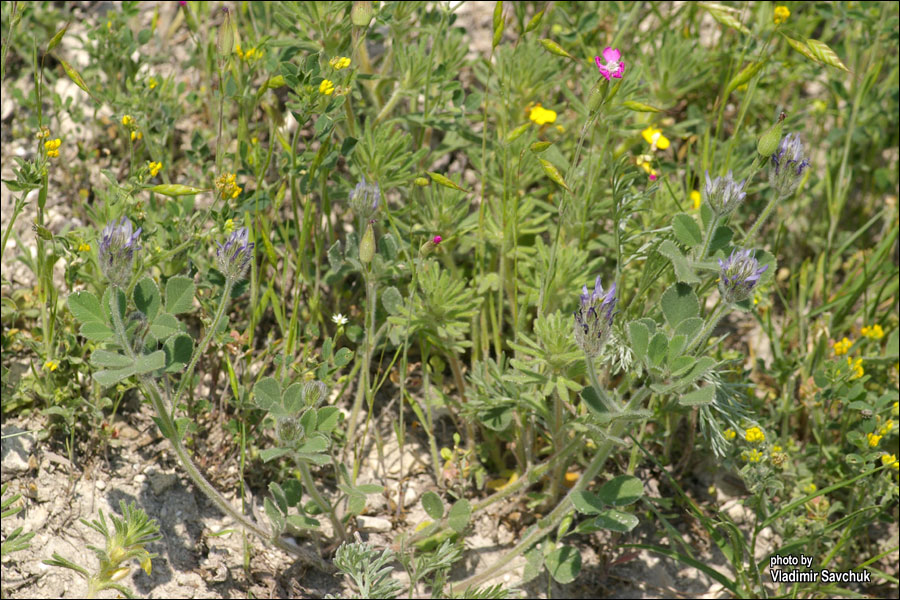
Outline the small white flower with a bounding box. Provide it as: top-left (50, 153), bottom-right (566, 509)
top-left (332, 313), bottom-right (348, 326)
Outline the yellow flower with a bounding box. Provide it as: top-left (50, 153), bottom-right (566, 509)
top-left (641, 126), bottom-right (670, 150)
top-left (847, 357), bottom-right (864, 380)
top-left (528, 103), bottom-right (557, 125)
top-left (44, 138), bottom-right (62, 158)
top-left (773, 6), bottom-right (790, 25)
top-left (879, 420), bottom-right (895, 436)
top-left (724, 428), bottom-right (736, 440)
top-left (867, 432), bottom-right (882, 448)
top-left (44, 360), bottom-right (59, 372)
top-left (216, 173), bottom-right (242, 199)
top-left (131, 130), bottom-right (142, 141)
top-left (802, 482), bottom-right (817, 494)
top-left (691, 190), bottom-right (701, 210)
top-left (861, 324), bottom-right (884, 340)
top-left (122, 115), bottom-right (133, 126)
top-left (224, 218), bottom-right (235, 234)
top-left (148, 161), bottom-right (162, 177)
top-left (148, 76), bottom-right (158, 90)
top-left (744, 426), bottom-right (765, 444)
top-left (742, 448), bottom-right (764, 463)
top-left (772, 444), bottom-right (782, 453)
top-left (319, 79), bottom-right (335, 95)
top-left (882, 453), bottom-right (899, 471)
top-left (77, 242), bottom-right (91, 252)
top-left (832, 337), bottom-right (852, 356)
top-left (893, 401), bottom-right (899, 417)
top-left (330, 56), bottom-right (351, 70)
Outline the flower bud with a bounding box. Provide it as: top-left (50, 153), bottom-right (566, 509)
top-left (769, 133), bottom-right (810, 198)
top-left (573, 276), bottom-right (617, 357)
top-left (414, 176), bottom-right (430, 187)
top-left (718, 249), bottom-right (768, 304)
top-left (757, 113), bottom-right (784, 158)
top-left (359, 222), bottom-right (375, 265)
top-left (216, 227), bottom-right (255, 282)
top-left (702, 170), bottom-right (747, 217)
top-left (349, 176), bottom-right (380, 219)
top-left (99, 217), bottom-right (142, 287)
top-left (351, 1), bottom-right (373, 27)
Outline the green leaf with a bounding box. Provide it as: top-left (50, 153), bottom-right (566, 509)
top-left (264, 497), bottom-right (286, 532)
top-left (805, 39), bottom-right (849, 72)
top-left (260, 447), bottom-right (291, 462)
top-left (661, 283), bottom-right (699, 327)
top-left (134, 351), bottom-right (165, 374)
top-left (447, 499), bottom-right (471, 533)
top-left (68, 291), bottom-right (106, 325)
top-left (648, 332), bottom-right (668, 367)
top-left (269, 482), bottom-right (288, 514)
top-left (481, 405), bottom-right (513, 431)
top-left (79, 322), bottom-right (114, 342)
top-left (658, 240), bottom-right (699, 284)
top-left (94, 365), bottom-right (137, 386)
top-left (163, 334), bottom-right (193, 372)
top-left (699, 2), bottom-right (750, 35)
top-left (297, 436), bottom-right (328, 454)
top-left (680, 386), bottom-right (716, 406)
top-left (421, 491), bottom-right (444, 520)
top-left (285, 514), bottom-right (320, 530)
top-left (628, 321), bottom-right (650, 361)
top-left (621, 100), bottom-right (663, 113)
top-left (545, 545), bottom-right (581, 584)
top-left (253, 377), bottom-right (282, 412)
top-left (283, 383), bottom-right (305, 414)
top-left (165, 276), bottom-right (195, 315)
top-left (593, 509), bottom-right (639, 533)
top-left (672, 213), bottom-right (702, 247)
top-left (426, 171), bottom-right (469, 193)
top-left (133, 277), bottom-right (161, 320)
top-left (334, 347), bottom-right (353, 367)
top-left (674, 317), bottom-right (703, 341)
top-left (316, 407), bottom-right (341, 433)
top-left (147, 184), bottom-right (207, 197)
top-left (90, 350), bottom-right (133, 368)
top-left (149, 312), bottom-right (181, 340)
top-left (597, 475), bottom-right (644, 506)
top-left (571, 490), bottom-right (605, 515)
top-left (708, 225), bottom-right (733, 256)
top-left (382, 286), bottom-right (404, 315)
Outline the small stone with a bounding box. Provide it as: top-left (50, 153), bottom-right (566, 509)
top-left (95, 479), bottom-right (106, 490)
top-left (356, 516), bottom-right (392, 533)
top-left (134, 473), bottom-right (146, 484)
top-left (402, 485), bottom-right (418, 507)
top-left (1, 425), bottom-right (35, 473)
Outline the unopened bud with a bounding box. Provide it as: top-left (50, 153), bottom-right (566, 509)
top-left (414, 176), bottom-right (430, 187)
top-left (359, 222), bottom-right (375, 264)
top-left (351, 1), bottom-right (373, 27)
top-left (757, 112), bottom-right (785, 158)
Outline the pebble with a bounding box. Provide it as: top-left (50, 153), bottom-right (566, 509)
top-left (356, 516), bottom-right (392, 533)
top-left (95, 479), bottom-right (106, 490)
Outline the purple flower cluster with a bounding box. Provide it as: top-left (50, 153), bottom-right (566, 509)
top-left (216, 227), bottom-right (255, 282)
top-left (769, 133), bottom-right (810, 197)
top-left (703, 170), bottom-right (747, 217)
top-left (718, 249), bottom-right (768, 304)
top-left (349, 176), bottom-right (380, 218)
top-left (99, 217), bottom-right (141, 287)
top-left (574, 276), bottom-right (617, 357)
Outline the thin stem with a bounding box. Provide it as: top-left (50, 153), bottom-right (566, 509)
top-left (687, 302), bottom-right (727, 354)
top-left (0, 196), bottom-right (25, 262)
top-left (299, 462), bottom-right (348, 543)
top-left (697, 212), bottom-right (719, 260)
top-left (743, 191), bottom-right (785, 244)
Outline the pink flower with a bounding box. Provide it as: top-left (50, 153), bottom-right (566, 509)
top-left (594, 47), bottom-right (624, 80)
top-left (433, 235), bottom-right (442, 245)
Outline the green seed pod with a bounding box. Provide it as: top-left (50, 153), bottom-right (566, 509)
top-left (757, 112), bottom-right (785, 158)
top-left (587, 83), bottom-right (605, 112)
top-left (414, 176), bottom-right (430, 187)
top-left (359, 222), bottom-right (375, 265)
top-left (351, 1), bottom-right (373, 27)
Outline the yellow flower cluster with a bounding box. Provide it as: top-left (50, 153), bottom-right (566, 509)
top-left (882, 453), bottom-right (899, 471)
top-left (691, 190), bottom-right (702, 210)
top-left (216, 173), bottom-right (242, 199)
top-left (148, 161), bottom-right (162, 177)
top-left (861, 324), bottom-right (884, 340)
top-left (867, 432), bottom-right (882, 448)
top-left (636, 155), bottom-right (659, 180)
top-left (77, 242), bottom-right (91, 252)
top-left (319, 79), bottom-right (335, 95)
top-left (802, 482), bottom-right (817, 494)
top-left (528, 103), bottom-right (557, 125)
top-left (878, 419), bottom-right (895, 436)
top-left (329, 56), bottom-right (351, 70)
top-left (742, 448), bottom-right (764, 463)
top-left (122, 115), bottom-right (142, 141)
top-left (773, 6), bottom-right (790, 25)
top-left (744, 426), bottom-right (765, 444)
top-left (724, 427), bottom-right (736, 440)
top-left (847, 357), bottom-right (864, 380)
top-left (44, 138), bottom-right (62, 158)
top-left (148, 76), bottom-right (159, 90)
top-left (235, 43), bottom-right (264, 62)
top-left (641, 126), bottom-right (670, 150)
top-left (832, 337), bottom-right (852, 356)
top-left (44, 360), bottom-right (59, 372)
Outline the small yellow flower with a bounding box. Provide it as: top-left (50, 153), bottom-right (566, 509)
top-left (37, 126), bottom-right (51, 139)
top-left (44, 138), bottom-right (62, 158)
top-left (773, 6), bottom-right (790, 25)
top-left (879, 420), bottom-right (895, 436)
top-left (330, 56), bottom-right (351, 70)
top-left (742, 448), bottom-right (764, 463)
top-left (319, 79), bottom-right (335, 95)
top-left (641, 126), bottom-right (670, 150)
top-left (77, 242), bottom-right (91, 252)
top-left (832, 337), bottom-right (852, 356)
top-left (555, 124), bottom-right (565, 133)
top-left (893, 401), bottom-right (899, 417)
top-left (131, 130), bottom-right (142, 141)
top-left (744, 426), bottom-right (765, 444)
top-left (528, 103), bottom-right (557, 125)
top-left (882, 453), bottom-right (899, 471)
top-left (147, 161), bottom-right (162, 177)
top-left (44, 360), bottom-right (59, 372)
top-left (122, 115), bottom-right (133, 126)
top-left (691, 190), bottom-right (701, 210)
top-left (216, 173), bottom-right (242, 199)
top-left (224, 218), bottom-right (235, 234)
top-left (802, 482), bottom-right (817, 494)
top-left (847, 357), bottom-right (864, 380)
top-left (148, 76), bottom-right (159, 90)
top-left (772, 444), bottom-right (782, 453)
top-left (724, 427), bottom-right (736, 440)
top-left (867, 432), bottom-right (882, 448)
top-left (861, 324), bottom-right (884, 340)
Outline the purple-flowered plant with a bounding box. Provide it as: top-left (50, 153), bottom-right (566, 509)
top-left (574, 275), bottom-right (617, 357)
top-left (703, 170), bottom-right (747, 217)
top-left (769, 133), bottom-right (810, 197)
top-left (216, 227), bottom-right (255, 282)
top-left (349, 176), bottom-right (380, 218)
top-left (718, 249), bottom-right (768, 303)
top-left (98, 217), bottom-right (142, 287)
top-left (594, 47), bottom-right (625, 81)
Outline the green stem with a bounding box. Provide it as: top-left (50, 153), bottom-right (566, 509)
top-left (697, 212), bottom-right (719, 260)
top-left (0, 195), bottom-right (25, 262)
top-left (743, 191), bottom-right (785, 245)
top-left (299, 462), bottom-right (348, 543)
top-left (687, 302), bottom-right (727, 354)
top-left (345, 266), bottom-right (377, 465)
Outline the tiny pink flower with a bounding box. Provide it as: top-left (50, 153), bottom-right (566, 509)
top-left (433, 235), bottom-right (442, 245)
top-left (595, 47), bottom-right (625, 80)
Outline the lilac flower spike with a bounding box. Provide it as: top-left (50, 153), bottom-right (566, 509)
top-left (349, 176), bottom-right (380, 218)
top-left (216, 227), bottom-right (255, 283)
top-left (595, 47), bottom-right (625, 81)
top-left (574, 275), bottom-right (617, 357)
top-left (99, 217), bottom-right (142, 287)
top-left (718, 249), bottom-right (768, 304)
top-left (703, 170), bottom-right (747, 217)
top-left (769, 133), bottom-right (810, 197)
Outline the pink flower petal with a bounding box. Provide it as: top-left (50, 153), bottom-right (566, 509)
top-left (603, 47), bottom-right (620, 62)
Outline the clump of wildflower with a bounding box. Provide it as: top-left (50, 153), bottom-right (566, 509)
top-left (882, 453), bottom-right (899, 471)
top-left (44, 138), bottom-right (61, 158)
top-left (573, 275), bottom-right (617, 357)
top-left (847, 357), bottom-right (864, 380)
top-left (773, 6), bottom-right (790, 25)
top-left (216, 227), bottom-right (254, 282)
top-left (769, 133), bottom-right (810, 197)
top-left (148, 76), bottom-right (159, 90)
top-left (742, 448), bottom-right (764, 463)
top-left (44, 360), bottom-right (59, 372)
top-left (594, 47), bottom-right (624, 80)
top-left (703, 170), bottom-right (747, 217)
top-left (329, 56), bottom-right (351, 70)
top-left (432, 235), bottom-right (442, 245)
top-left (235, 43), bottom-right (263, 61)
top-left (349, 176), bottom-right (380, 218)
top-left (866, 432), bottom-right (882, 448)
top-left (223, 218), bottom-right (235, 234)
top-left (77, 241), bottom-right (91, 252)
top-left (636, 155), bottom-right (659, 181)
top-left (99, 217), bottom-right (142, 287)
top-left (879, 420), bottom-right (895, 436)
top-left (215, 173), bottom-right (242, 200)
top-left (641, 126), bottom-right (670, 150)
top-left (802, 482), bottom-right (817, 495)
top-left (718, 249), bottom-right (768, 304)
top-left (332, 313), bottom-right (349, 326)
top-left (832, 337), bottom-right (852, 356)
top-left (744, 426), bottom-right (765, 444)
top-left (691, 190), bottom-right (702, 210)
top-left (319, 79), bottom-right (335, 95)
top-left (724, 428), bottom-right (736, 440)
top-left (861, 324), bottom-right (884, 340)
top-left (529, 103), bottom-right (557, 125)
top-left (147, 161), bottom-right (162, 177)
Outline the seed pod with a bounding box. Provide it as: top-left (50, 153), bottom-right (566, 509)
top-left (359, 222), bottom-right (375, 265)
top-left (757, 112), bottom-right (784, 158)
